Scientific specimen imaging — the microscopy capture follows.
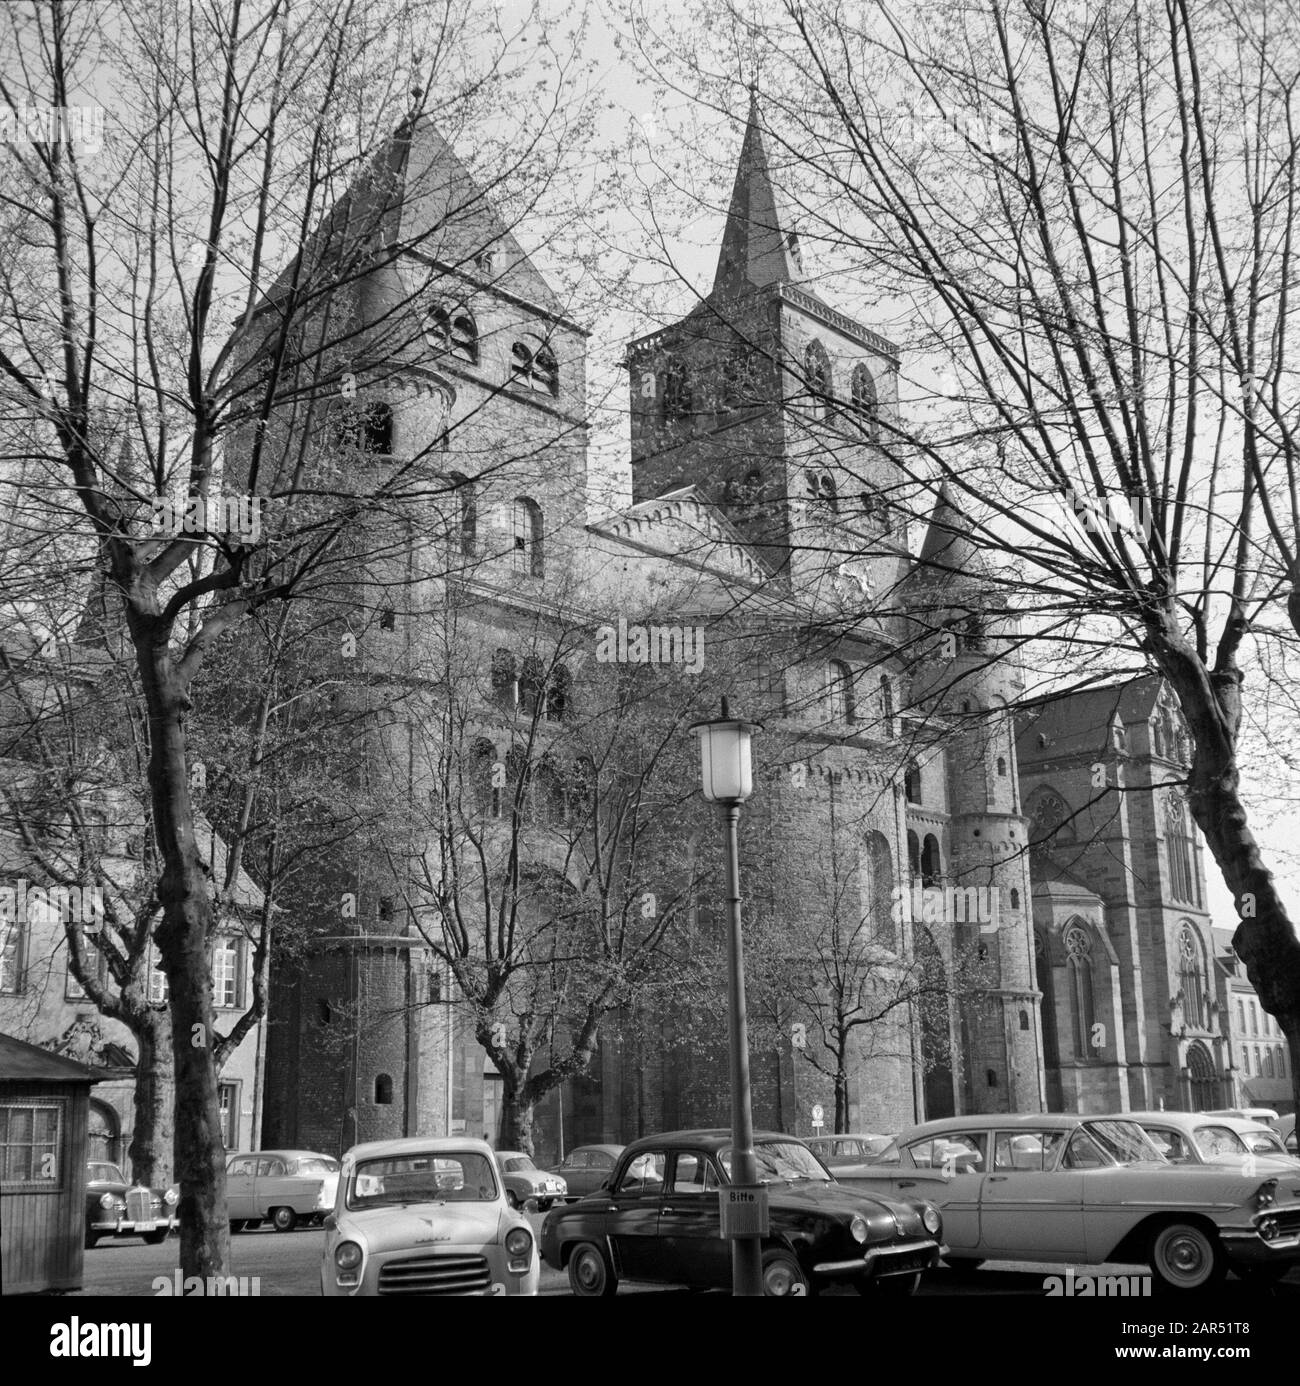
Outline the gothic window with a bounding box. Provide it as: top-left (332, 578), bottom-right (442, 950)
top-left (426, 303), bottom-right (478, 363)
top-left (826, 660), bottom-right (855, 722)
top-left (447, 473), bottom-right (476, 556)
top-left (904, 761), bottom-right (922, 805)
top-left (863, 830), bottom-right (894, 949)
top-left (879, 676), bottom-right (894, 738)
top-left (803, 340), bottom-right (832, 421)
top-left (1237, 999), bottom-right (1246, 1033)
top-left (511, 497), bottom-right (544, 577)
top-left (1035, 930), bottom-right (1059, 1067)
top-left (996, 756), bottom-right (1007, 776)
top-left (1166, 793), bottom-right (1200, 906)
top-left (804, 469), bottom-right (838, 515)
top-left (1010, 888), bottom-right (1020, 910)
top-left (1065, 924), bottom-right (1095, 1060)
top-left (1187, 1041), bottom-right (1216, 1112)
top-left (1178, 923), bottom-right (1207, 1030)
top-left (850, 363), bottom-right (879, 440)
top-left (907, 829), bottom-right (921, 881)
top-left (1030, 792), bottom-right (1073, 855)
top-left (920, 835), bottom-right (941, 887)
top-left (491, 648), bottom-right (518, 711)
top-left (1019, 1009), bottom-right (1030, 1030)
top-left (660, 356), bottom-right (692, 421)
top-left (511, 337), bottom-right (559, 396)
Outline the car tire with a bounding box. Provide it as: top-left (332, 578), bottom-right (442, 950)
top-left (1149, 1221), bottom-right (1226, 1292)
top-left (567, 1241), bottom-right (618, 1297)
top-left (270, 1207), bottom-right (297, 1233)
top-left (761, 1249), bottom-right (812, 1297)
top-left (862, 1270), bottom-right (922, 1295)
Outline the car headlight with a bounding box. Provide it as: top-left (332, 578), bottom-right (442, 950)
top-left (849, 1214), bottom-right (870, 1244)
top-left (1254, 1180), bottom-right (1279, 1210)
top-left (922, 1204), bottom-right (941, 1235)
top-left (504, 1227), bottom-right (532, 1259)
top-left (164, 1187), bottom-right (179, 1206)
top-left (335, 1241), bottom-right (363, 1270)
top-left (99, 1192), bottom-right (116, 1209)
top-left (1259, 1217), bottom-right (1280, 1241)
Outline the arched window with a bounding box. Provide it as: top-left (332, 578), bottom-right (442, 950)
top-left (1264, 1048), bottom-right (1276, 1079)
top-left (1019, 1009), bottom-right (1030, 1031)
top-left (1178, 923), bottom-right (1207, 1030)
top-left (803, 340), bottom-right (832, 420)
top-left (920, 834), bottom-right (941, 887)
top-left (660, 356), bottom-right (691, 421)
top-left (519, 654), bottom-right (546, 718)
top-left (374, 1074), bottom-right (393, 1104)
top-left (1065, 924), bottom-right (1095, 1060)
top-left (334, 401), bottom-right (393, 454)
top-left (88, 1100), bottom-right (120, 1164)
top-left (863, 830), bottom-right (894, 948)
top-left (907, 829), bottom-right (921, 881)
top-left (879, 676), bottom-right (894, 738)
top-left (826, 660), bottom-right (855, 722)
top-left (1035, 930), bottom-right (1059, 1067)
top-left (1166, 793), bottom-right (1200, 906)
top-left (904, 761), bottom-right (922, 805)
top-left (804, 469), bottom-right (838, 516)
top-left (850, 363), bottom-right (879, 440)
top-left (511, 496), bottom-right (544, 577)
top-left (491, 648), bottom-right (518, 711)
top-left (996, 756), bottom-right (1007, 776)
top-left (1186, 1041), bottom-right (1216, 1111)
top-left (470, 737), bottom-right (500, 818)
top-left (511, 337), bottom-right (559, 396)
top-left (1009, 888), bottom-right (1020, 910)
top-left (447, 473), bottom-right (476, 555)
top-left (426, 303), bottom-right (478, 363)
top-left (1237, 999), bottom-right (1246, 1032)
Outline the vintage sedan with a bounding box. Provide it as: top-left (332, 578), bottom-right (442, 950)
top-left (321, 1136), bottom-right (538, 1296)
top-left (838, 1112), bottom-right (1300, 1290)
top-left (1122, 1111), bottom-right (1300, 1173)
top-left (226, 1149), bottom-right (339, 1232)
top-left (805, 1133), bottom-right (893, 1169)
top-left (540, 1129), bottom-right (944, 1297)
top-left (84, 1162), bottom-right (178, 1248)
top-left (495, 1151), bottom-right (567, 1210)
top-left (547, 1144), bottom-right (624, 1199)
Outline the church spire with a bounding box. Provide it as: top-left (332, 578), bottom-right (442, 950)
top-left (711, 89), bottom-right (805, 297)
top-left (916, 481), bottom-right (982, 579)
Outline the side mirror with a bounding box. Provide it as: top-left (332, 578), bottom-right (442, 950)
top-left (322, 1213), bottom-right (337, 1230)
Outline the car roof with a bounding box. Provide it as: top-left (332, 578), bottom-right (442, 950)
top-left (620, 1129), bottom-right (795, 1155)
top-left (226, 1149), bottom-right (335, 1161)
top-left (342, 1135), bottom-right (494, 1162)
top-left (1123, 1111), bottom-right (1268, 1131)
top-left (569, 1143), bottom-right (624, 1154)
top-left (496, 1150), bottom-right (532, 1159)
top-left (893, 1113), bottom-right (1106, 1142)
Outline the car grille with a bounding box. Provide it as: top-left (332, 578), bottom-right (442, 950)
top-left (1266, 1209), bottom-right (1300, 1236)
top-left (874, 1248), bottom-right (931, 1278)
top-left (377, 1254), bottom-right (491, 1296)
top-left (126, 1189), bottom-right (153, 1223)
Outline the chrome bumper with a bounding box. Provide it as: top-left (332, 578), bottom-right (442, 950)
top-left (814, 1239), bottom-right (944, 1277)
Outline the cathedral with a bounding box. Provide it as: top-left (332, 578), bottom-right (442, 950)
top-left (247, 100), bottom-right (1233, 1164)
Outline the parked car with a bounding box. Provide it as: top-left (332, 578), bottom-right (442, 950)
top-left (321, 1136), bottom-right (538, 1296)
top-left (226, 1149), bottom-right (339, 1232)
top-left (838, 1112), bottom-right (1300, 1290)
top-left (1121, 1111), bottom-right (1300, 1171)
top-left (495, 1151), bottom-right (567, 1210)
top-left (1205, 1107), bottom-right (1280, 1124)
top-left (84, 1161), bottom-right (178, 1248)
top-left (540, 1128), bottom-right (944, 1297)
top-left (804, 1134), bottom-right (893, 1168)
top-left (547, 1143), bottom-right (624, 1198)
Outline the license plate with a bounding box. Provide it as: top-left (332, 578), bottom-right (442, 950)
top-left (136, 1221), bottom-right (156, 1233)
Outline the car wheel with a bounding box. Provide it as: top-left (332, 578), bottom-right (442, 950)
top-left (761, 1249), bottom-right (812, 1297)
top-left (1149, 1221), bottom-right (1226, 1292)
top-left (143, 1229), bottom-right (169, 1245)
top-left (861, 1271), bottom-right (922, 1296)
top-left (270, 1207), bottom-right (297, 1233)
top-left (567, 1241), bottom-right (618, 1297)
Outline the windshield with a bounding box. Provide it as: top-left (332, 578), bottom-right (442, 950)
top-left (1083, 1120), bottom-right (1166, 1165)
top-left (293, 1158), bottom-right (338, 1175)
top-left (89, 1163), bottom-right (125, 1183)
top-left (719, 1142), bottom-right (832, 1184)
top-left (347, 1152), bottom-right (498, 1209)
top-left (1193, 1126), bottom-right (1248, 1158)
top-left (1242, 1130), bottom-right (1284, 1154)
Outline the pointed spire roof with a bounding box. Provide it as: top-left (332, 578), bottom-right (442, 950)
top-left (711, 90), bottom-right (805, 296)
top-left (916, 482), bottom-right (982, 580)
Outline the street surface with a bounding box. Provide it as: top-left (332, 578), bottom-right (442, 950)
top-left (72, 1215), bottom-right (1300, 1297)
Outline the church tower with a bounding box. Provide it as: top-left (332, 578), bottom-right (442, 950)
top-left (625, 95), bottom-right (907, 605)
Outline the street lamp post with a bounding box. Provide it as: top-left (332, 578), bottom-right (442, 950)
top-left (691, 695), bottom-right (765, 1297)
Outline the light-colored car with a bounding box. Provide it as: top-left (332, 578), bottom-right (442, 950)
top-left (226, 1149), bottom-right (340, 1232)
top-left (321, 1136), bottom-right (539, 1297)
top-left (495, 1151), bottom-right (567, 1210)
top-left (838, 1112), bottom-right (1300, 1290)
top-left (1121, 1111), bottom-right (1300, 1172)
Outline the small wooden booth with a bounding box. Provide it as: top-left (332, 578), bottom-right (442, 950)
top-left (0, 1031), bottom-right (99, 1293)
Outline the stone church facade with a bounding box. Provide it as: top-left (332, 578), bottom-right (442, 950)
top-left (255, 102), bottom-right (1225, 1162)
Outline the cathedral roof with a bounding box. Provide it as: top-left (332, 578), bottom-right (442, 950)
top-left (914, 482), bottom-right (983, 580)
top-left (1018, 675), bottom-right (1162, 761)
top-left (710, 92), bottom-right (807, 297)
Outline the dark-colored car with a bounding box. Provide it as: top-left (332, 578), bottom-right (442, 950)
top-left (85, 1161), bottom-right (178, 1248)
top-left (547, 1143), bottom-right (624, 1199)
top-left (540, 1129), bottom-right (944, 1297)
top-left (805, 1134), bottom-right (893, 1168)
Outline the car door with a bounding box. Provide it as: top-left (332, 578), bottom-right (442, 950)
top-left (980, 1128), bottom-right (1085, 1259)
top-left (657, 1150), bottom-right (730, 1288)
top-left (892, 1134), bottom-right (987, 1250)
top-left (225, 1155), bottom-right (258, 1220)
top-left (605, 1149), bottom-right (668, 1281)
top-left (558, 1150), bottom-right (589, 1195)
top-left (254, 1155), bottom-right (292, 1216)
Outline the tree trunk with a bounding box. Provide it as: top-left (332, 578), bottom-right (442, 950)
top-left (833, 1065), bottom-right (849, 1133)
top-left (499, 1070), bottom-right (535, 1156)
top-left (127, 1015), bottom-right (175, 1188)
